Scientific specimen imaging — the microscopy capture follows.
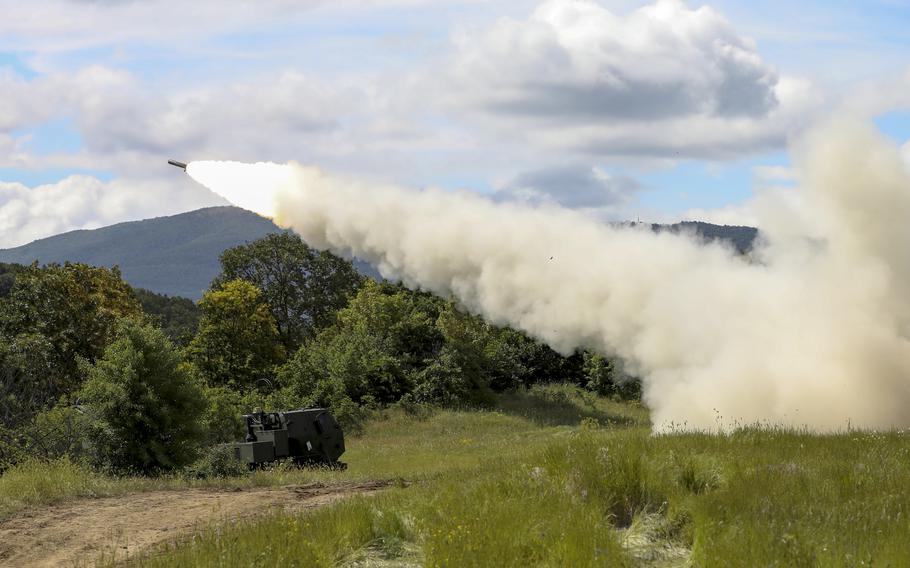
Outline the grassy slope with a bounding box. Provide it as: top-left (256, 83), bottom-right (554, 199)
top-left (126, 388), bottom-right (910, 567)
top-left (5, 386), bottom-right (910, 566)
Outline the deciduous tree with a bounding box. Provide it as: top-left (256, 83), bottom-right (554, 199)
top-left (187, 279), bottom-right (285, 390)
top-left (214, 233), bottom-right (363, 351)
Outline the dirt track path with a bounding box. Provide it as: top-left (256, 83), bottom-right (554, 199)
top-left (0, 480), bottom-right (390, 568)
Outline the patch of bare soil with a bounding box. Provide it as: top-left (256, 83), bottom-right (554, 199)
top-left (0, 480), bottom-right (391, 568)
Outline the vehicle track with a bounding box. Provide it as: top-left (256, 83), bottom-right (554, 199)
top-left (0, 480), bottom-right (391, 567)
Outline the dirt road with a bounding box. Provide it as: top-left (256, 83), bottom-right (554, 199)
top-left (0, 480), bottom-right (390, 567)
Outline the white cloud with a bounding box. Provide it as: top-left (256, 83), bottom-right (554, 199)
top-left (0, 65), bottom-right (398, 176)
top-left (497, 164), bottom-right (642, 209)
top-left (72, 70), bottom-right (356, 159)
top-left (752, 165), bottom-right (794, 183)
top-left (449, 0), bottom-right (821, 159)
top-left (842, 68), bottom-right (910, 118)
top-left (0, 174), bottom-right (222, 248)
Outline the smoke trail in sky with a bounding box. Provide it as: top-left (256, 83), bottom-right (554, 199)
top-left (187, 119), bottom-right (910, 431)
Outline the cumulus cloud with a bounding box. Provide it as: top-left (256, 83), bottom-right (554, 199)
top-left (0, 174), bottom-right (222, 248)
top-left (0, 0), bottom-right (839, 248)
top-left (0, 64), bottom-right (402, 179)
top-left (450, 0), bottom-right (820, 159)
top-left (72, 71), bottom-right (355, 159)
top-left (0, 68), bottom-right (63, 132)
top-left (497, 164), bottom-right (642, 209)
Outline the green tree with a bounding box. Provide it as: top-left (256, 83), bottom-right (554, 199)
top-left (429, 303), bottom-right (581, 398)
top-left (214, 233), bottom-right (364, 351)
top-left (78, 319), bottom-right (206, 473)
top-left (278, 281), bottom-right (442, 411)
top-left (580, 351), bottom-right (640, 399)
top-left (0, 334), bottom-right (61, 428)
top-left (187, 279), bottom-right (285, 390)
top-left (0, 262), bottom-right (25, 298)
top-left (0, 263), bottom-right (142, 401)
top-left (582, 351), bottom-right (616, 396)
top-left (134, 288), bottom-right (200, 345)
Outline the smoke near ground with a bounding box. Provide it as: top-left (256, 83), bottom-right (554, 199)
top-left (187, 119), bottom-right (910, 431)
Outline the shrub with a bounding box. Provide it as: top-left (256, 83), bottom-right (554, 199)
top-left (410, 350), bottom-right (472, 407)
top-left (200, 386), bottom-right (248, 444)
top-left (28, 404), bottom-right (94, 461)
top-left (78, 318), bottom-right (206, 473)
top-left (185, 444), bottom-right (248, 479)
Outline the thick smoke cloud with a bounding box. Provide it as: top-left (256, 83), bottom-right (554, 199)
top-left (189, 119), bottom-right (910, 431)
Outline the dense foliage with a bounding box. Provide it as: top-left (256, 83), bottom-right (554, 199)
top-left (78, 319), bottom-right (206, 473)
top-left (0, 263), bottom-right (25, 298)
top-left (187, 279), bottom-right (285, 390)
top-left (0, 263), bottom-right (143, 428)
top-left (213, 233), bottom-right (364, 351)
top-left (133, 288), bottom-right (200, 345)
top-left (0, 235), bottom-right (634, 473)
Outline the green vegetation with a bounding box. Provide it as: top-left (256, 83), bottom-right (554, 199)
top-left (0, 263), bottom-right (25, 298)
top-left (78, 319), bottom-right (207, 473)
top-left (0, 262), bottom-right (142, 429)
top-left (133, 288), bottom-right (200, 345)
top-left (1, 235), bottom-right (622, 474)
top-left (187, 279), bottom-right (285, 389)
top-left (3, 383), bottom-right (909, 566)
top-left (8, 228), bottom-right (895, 566)
top-left (72, 385), bottom-right (905, 568)
top-left (213, 232), bottom-right (365, 351)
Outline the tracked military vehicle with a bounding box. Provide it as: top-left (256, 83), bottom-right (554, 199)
top-left (232, 408), bottom-right (346, 468)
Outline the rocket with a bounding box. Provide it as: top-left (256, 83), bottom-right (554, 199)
top-left (168, 159), bottom-right (187, 170)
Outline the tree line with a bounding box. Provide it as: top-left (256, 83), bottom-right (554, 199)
top-left (0, 233), bottom-right (637, 474)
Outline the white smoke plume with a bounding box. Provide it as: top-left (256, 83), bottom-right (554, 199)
top-left (187, 119), bottom-right (910, 431)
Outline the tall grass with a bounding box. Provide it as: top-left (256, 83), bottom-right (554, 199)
top-left (11, 385), bottom-right (910, 566)
top-left (0, 458), bottom-right (112, 519)
top-left (124, 394), bottom-right (910, 567)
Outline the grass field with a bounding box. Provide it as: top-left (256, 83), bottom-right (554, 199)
top-left (5, 385), bottom-right (910, 566)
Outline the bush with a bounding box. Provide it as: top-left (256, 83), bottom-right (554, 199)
top-left (184, 444), bottom-right (248, 479)
top-left (78, 318), bottom-right (206, 473)
top-left (581, 352), bottom-right (641, 400)
top-left (200, 386), bottom-right (248, 444)
top-left (28, 404), bottom-right (94, 461)
top-left (411, 349), bottom-right (473, 407)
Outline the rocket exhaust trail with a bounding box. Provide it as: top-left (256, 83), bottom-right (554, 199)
top-left (185, 119), bottom-right (910, 432)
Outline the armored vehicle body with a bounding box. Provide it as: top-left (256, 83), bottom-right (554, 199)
top-left (232, 408), bottom-right (345, 468)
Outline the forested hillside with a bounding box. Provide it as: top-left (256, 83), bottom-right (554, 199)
top-left (657, 221), bottom-right (758, 254)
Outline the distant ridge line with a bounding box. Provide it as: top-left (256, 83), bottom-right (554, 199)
top-left (0, 207), bottom-right (756, 299)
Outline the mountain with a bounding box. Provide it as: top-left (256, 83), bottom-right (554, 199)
top-left (655, 221), bottom-right (758, 254)
top-left (0, 207), bottom-right (289, 299)
top-left (0, 207), bottom-right (758, 299)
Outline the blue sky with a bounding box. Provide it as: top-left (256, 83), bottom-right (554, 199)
top-left (1, 0), bottom-right (909, 247)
